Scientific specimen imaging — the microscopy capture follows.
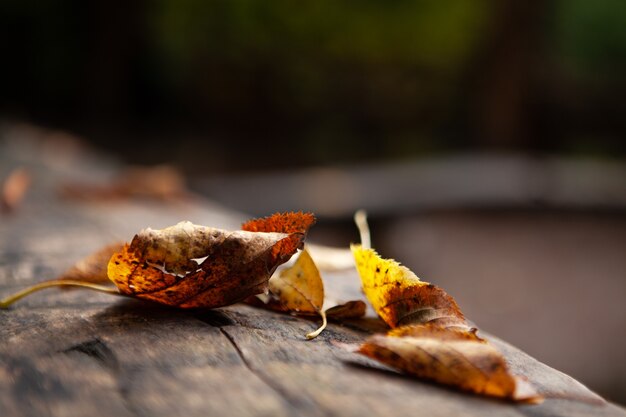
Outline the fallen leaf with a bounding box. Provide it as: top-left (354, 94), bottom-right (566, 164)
top-left (108, 213), bottom-right (315, 308)
top-left (350, 211), bottom-right (542, 402)
top-left (246, 248), bottom-right (365, 339)
top-left (265, 249), bottom-right (328, 339)
top-left (1, 212), bottom-right (315, 309)
top-left (268, 250), bottom-right (325, 315)
top-left (351, 244), bottom-right (468, 330)
top-left (325, 300), bottom-right (367, 320)
top-left (358, 324), bottom-right (541, 402)
top-left (246, 249), bottom-right (328, 339)
top-left (387, 323), bottom-right (480, 339)
top-left (351, 210), bottom-right (468, 330)
top-left (1, 167), bottom-right (32, 213)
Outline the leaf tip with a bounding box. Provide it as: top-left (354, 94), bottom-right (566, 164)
top-left (513, 377), bottom-right (544, 404)
top-left (242, 211), bottom-right (316, 234)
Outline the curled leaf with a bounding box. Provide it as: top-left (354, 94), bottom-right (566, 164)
top-left (358, 325), bottom-right (541, 402)
top-left (1, 213), bottom-right (315, 309)
top-left (247, 246), bottom-right (365, 339)
top-left (268, 250), bottom-right (324, 315)
top-left (108, 213), bottom-right (314, 308)
top-left (351, 244), bottom-right (468, 330)
top-left (248, 249), bottom-right (327, 339)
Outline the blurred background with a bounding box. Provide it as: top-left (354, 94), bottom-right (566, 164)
top-left (1, 0), bottom-right (625, 405)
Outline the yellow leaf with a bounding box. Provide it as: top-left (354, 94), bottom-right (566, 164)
top-left (270, 250), bottom-right (324, 314)
top-left (351, 244), bottom-right (467, 329)
top-left (350, 211), bottom-right (541, 401)
top-left (264, 249), bottom-right (327, 339)
top-left (247, 248), bottom-right (366, 339)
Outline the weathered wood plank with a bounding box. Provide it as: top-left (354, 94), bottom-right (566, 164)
top-left (1, 131), bottom-right (624, 417)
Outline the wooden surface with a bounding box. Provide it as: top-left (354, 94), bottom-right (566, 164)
top-left (1, 132), bottom-right (625, 417)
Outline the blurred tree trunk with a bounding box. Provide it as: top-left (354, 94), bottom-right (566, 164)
top-left (467, 1), bottom-right (547, 149)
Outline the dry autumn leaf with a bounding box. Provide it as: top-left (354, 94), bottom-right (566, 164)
top-left (108, 213), bottom-right (315, 308)
top-left (247, 249), bottom-right (366, 339)
top-left (325, 300), bottom-right (367, 320)
top-left (351, 245), bottom-right (469, 330)
top-left (351, 211), bottom-right (469, 330)
top-left (349, 211), bottom-right (542, 402)
top-left (358, 324), bottom-right (541, 402)
top-left (262, 249), bottom-right (327, 339)
top-left (1, 212), bottom-right (315, 309)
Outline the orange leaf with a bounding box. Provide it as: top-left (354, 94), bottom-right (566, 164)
top-left (108, 213), bottom-right (314, 308)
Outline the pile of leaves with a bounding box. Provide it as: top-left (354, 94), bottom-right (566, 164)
top-left (0, 211), bottom-right (541, 403)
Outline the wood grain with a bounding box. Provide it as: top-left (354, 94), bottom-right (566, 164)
top-left (1, 131), bottom-right (624, 417)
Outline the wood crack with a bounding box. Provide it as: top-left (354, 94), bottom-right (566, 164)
top-left (218, 326), bottom-right (302, 416)
top-left (64, 338), bottom-right (141, 417)
top-left (194, 310), bottom-right (312, 416)
top-left (64, 338), bottom-right (119, 371)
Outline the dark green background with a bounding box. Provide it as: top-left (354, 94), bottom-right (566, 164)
top-left (1, 0), bottom-right (625, 172)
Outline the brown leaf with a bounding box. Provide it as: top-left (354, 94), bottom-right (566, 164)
top-left (108, 213), bottom-right (315, 308)
top-left (1, 167), bottom-right (32, 213)
top-left (386, 323), bottom-right (481, 340)
top-left (358, 324), bottom-right (542, 402)
top-left (1, 213), bottom-right (315, 309)
top-left (325, 300), bottom-right (367, 320)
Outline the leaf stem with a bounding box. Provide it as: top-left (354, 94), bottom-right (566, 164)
top-left (354, 210), bottom-right (371, 249)
top-left (306, 309), bottom-right (328, 340)
top-left (0, 279), bottom-right (121, 309)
